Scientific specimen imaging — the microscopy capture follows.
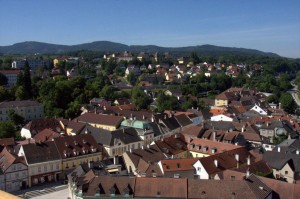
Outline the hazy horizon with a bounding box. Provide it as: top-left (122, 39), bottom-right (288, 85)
top-left (1, 0), bottom-right (299, 58)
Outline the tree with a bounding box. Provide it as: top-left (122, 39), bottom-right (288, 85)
top-left (0, 73), bottom-right (8, 86)
top-left (280, 93), bottom-right (297, 113)
top-left (15, 86), bottom-right (27, 100)
top-left (0, 86), bottom-right (11, 101)
top-left (22, 60), bottom-right (32, 99)
top-left (100, 85), bottom-right (116, 101)
top-left (131, 87), bottom-right (151, 110)
top-left (8, 110), bottom-right (24, 126)
top-left (189, 52), bottom-right (201, 64)
top-left (266, 95), bottom-right (279, 104)
top-left (0, 121), bottom-right (16, 138)
top-left (65, 101), bottom-right (81, 119)
top-left (156, 93), bottom-right (179, 112)
top-left (126, 72), bottom-right (137, 86)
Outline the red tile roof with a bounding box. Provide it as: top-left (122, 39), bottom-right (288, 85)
top-left (135, 177), bottom-right (187, 198)
top-left (161, 158), bottom-right (198, 172)
top-left (74, 113), bottom-right (123, 127)
top-left (54, 134), bottom-right (102, 159)
top-left (33, 128), bottom-right (62, 142)
top-left (155, 134), bottom-right (187, 156)
top-left (188, 138), bottom-right (242, 156)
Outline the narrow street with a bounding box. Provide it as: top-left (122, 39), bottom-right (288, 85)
top-left (288, 81), bottom-right (300, 106)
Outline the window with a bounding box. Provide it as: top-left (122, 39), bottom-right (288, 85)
top-left (38, 167), bottom-right (41, 172)
top-left (56, 164), bottom-right (59, 170)
top-left (285, 171), bottom-right (288, 174)
top-left (50, 164), bottom-right (53, 171)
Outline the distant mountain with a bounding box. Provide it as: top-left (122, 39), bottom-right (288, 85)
top-left (0, 41), bottom-right (279, 57)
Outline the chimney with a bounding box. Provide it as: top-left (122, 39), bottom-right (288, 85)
top-left (235, 154), bottom-right (239, 168)
top-left (241, 127), bottom-right (245, 133)
top-left (142, 115), bottom-right (145, 120)
top-left (277, 147), bottom-right (281, 153)
top-left (151, 115), bottom-right (154, 122)
top-left (246, 168), bottom-right (250, 178)
top-left (296, 150), bottom-right (299, 155)
top-left (214, 159), bottom-right (218, 167)
top-left (247, 155), bottom-right (250, 166)
top-left (114, 156), bottom-right (119, 165)
top-left (85, 129), bottom-right (88, 134)
top-left (212, 131), bottom-right (216, 141)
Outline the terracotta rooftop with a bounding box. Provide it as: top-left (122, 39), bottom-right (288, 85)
top-left (33, 128), bottom-right (62, 142)
top-left (0, 69), bottom-right (22, 75)
top-left (0, 138), bottom-right (15, 147)
top-left (161, 158), bottom-right (198, 172)
top-left (155, 134), bottom-right (187, 156)
top-left (74, 113), bottom-right (123, 127)
top-left (83, 175), bottom-right (135, 197)
top-left (54, 134), bottom-right (102, 160)
top-left (188, 137), bottom-right (242, 156)
top-left (125, 145), bottom-right (166, 168)
top-left (23, 118), bottom-right (63, 135)
top-left (259, 175), bottom-right (300, 199)
top-left (0, 147), bottom-right (26, 172)
top-left (135, 177), bottom-right (187, 198)
top-left (199, 147), bottom-right (255, 175)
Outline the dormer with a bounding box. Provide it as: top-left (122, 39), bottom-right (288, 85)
top-left (91, 146), bottom-right (96, 153)
top-left (189, 144), bottom-right (194, 149)
top-left (211, 147), bottom-right (217, 154)
top-left (203, 146), bottom-right (208, 152)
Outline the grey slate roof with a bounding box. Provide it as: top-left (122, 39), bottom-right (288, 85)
top-left (175, 114), bottom-right (193, 127)
top-left (80, 125), bottom-right (142, 147)
top-left (204, 121), bottom-right (236, 131)
top-left (263, 151), bottom-right (300, 172)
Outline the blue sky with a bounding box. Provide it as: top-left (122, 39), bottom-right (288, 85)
top-left (0, 0), bottom-right (300, 58)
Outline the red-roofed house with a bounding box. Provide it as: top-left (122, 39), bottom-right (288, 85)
top-left (74, 113), bottom-right (124, 131)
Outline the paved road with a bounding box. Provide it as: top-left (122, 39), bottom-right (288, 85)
top-left (17, 185), bottom-right (68, 199)
top-left (31, 188), bottom-right (69, 199)
top-left (289, 81), bottom-right (300, 106)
